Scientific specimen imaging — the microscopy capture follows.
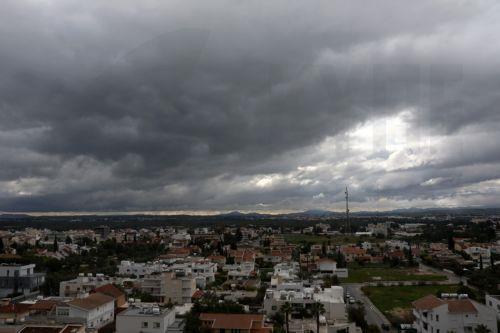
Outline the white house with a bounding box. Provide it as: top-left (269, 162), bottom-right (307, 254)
top-left (118, 260), bottom-right (162, 278)
top-left (317, 259), bottom-right (348, 278)
top-left (412, 294), bottom-right (497, 333)
top-left (116, 303), bottom-right (176, 333)
top-left (264, 286), bottom-right (347, 322)
top-left (57, 292), bottom-right (115, 331)
top-left (485, 294), bottom-right (500, 321)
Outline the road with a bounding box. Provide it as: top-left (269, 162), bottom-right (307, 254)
top-left (344, 283), bottom-right (394, 332)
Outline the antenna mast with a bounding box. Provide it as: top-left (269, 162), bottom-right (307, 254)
top-left (345, 186), bottom-right (350, 234)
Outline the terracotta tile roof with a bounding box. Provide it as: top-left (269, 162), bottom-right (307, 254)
top-left (412, 295), bottom-right (445, 310)
top-left (30, 300), bottom-right (60, 311)
top-left (446, 299), bottom-right (477, 314)
top-left (68, 293), bottom-right (114, 311)
top-left (0, 303), bottom-right (31, 314)
top-left (342, 246), bottom-right (365, 255)
top-left (94, 283), bottom-right (124, 299)
top-left (200, 313), bottom-right (271, 332)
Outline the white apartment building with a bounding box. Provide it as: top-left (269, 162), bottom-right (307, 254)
top-left (223, 261), bottom-right (256, 280)
top-left (273, 262), bottom-right (300, 281)
top-left (0, 264), bottom-right (45, 298)
top-left (464, 247), bottom-right (491, 266)
top-left (168, 260), bottom-right (217, 288)
top-left (59, 273), bottom-right (118, 298)
top-left (140, 272), bottom-right (196, 305)
top-left (264, 286), bottom-right (347, 322)
top-left (116, 303), bottom-right (176, 333)
top-left (412, 294), bottom-right (497, 333)
top-left (485, 295), bottom-right (500, 321)
top-left (118, 260), bottom-right (162, 278)
top-left (56, 292), bottom-right (115, 331)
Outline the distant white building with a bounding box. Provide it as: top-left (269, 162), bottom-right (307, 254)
top-left (317, 259), bottom-right (348, 278)
top-left (59, 273), bottom-right (118, 298)
top-left (264, 286), bottom-right (347, 322)
top-left (412, 294), bottom-right (497, 333)
top-left (116, 303), bottom-right (176, 333)
top-left (485, 294), bottom-right (500, 321)
top-left (367, 223), bottom-right (389, 237)
top-left (118, 260), bottom-right (162, 278)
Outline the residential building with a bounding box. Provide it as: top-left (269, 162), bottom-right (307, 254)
top-left (264, 286), bottom-right (347, 322)
top-left (118, 260), bottom-right (161, 278)
top-left (412, 294), bottom-right (497, 333)
top-left (317, 259), bottom-right (348, 278)
top-left (59, 273), bottom-right (117, 298)
top-left (0, 264), bottom-right (45, 298)
top-left (56, 293), bottom-right (115, 331)
top-left (116, 303), bottom-right (176, 333)
top-left (485, 294), bottom-right (500, 321)
top-left (199, 313), bottom-right (272, 333)
top-left (140, 272), bottom-right (196, 305)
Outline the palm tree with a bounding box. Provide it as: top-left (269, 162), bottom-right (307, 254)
top-left (280, 302), bottom-right (293, 333)
top-left (310, 301), bottom-right (326, 333)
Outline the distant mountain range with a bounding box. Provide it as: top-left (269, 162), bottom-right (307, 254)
top-left (1, 206), bottom-right (500, 221)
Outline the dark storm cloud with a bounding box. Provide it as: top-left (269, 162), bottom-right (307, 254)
top-left (1, 0), bottom-right (500, 212)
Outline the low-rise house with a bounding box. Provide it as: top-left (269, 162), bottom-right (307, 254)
top-left (412, 294), bottom-right (497, 333)
top-left (199, 313), bottom-right (272, 333)
top-left (317, 259), bottom-right (348, 278)
top-left (93, 284), bottom-right (127, 309)
top-left (485, 294), bottom-right (500, 321)
top-left (264, 286), bottom-right (347, 322)
top-left (0, 303), bottom-right (31, 324)
top-left (56, 293), bottom-right (115, 331)
top-left (340, 246), bottom-right (366, 263)
top-left (116, 303), bottom-right (176, 333)
top-left (118, 260), bottom-right (162, 278)
top-left (59, 273), bottom-right (118, 298)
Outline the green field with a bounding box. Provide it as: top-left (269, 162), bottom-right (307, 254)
top-left (283, 233), bottom-right (381, 245)
top-left (362, 285), bottom-right (459, 323)
top-left (342, 267), bottom-right (447, 283)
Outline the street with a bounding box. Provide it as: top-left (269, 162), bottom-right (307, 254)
top-left (344, 283), bottom-right (395, 332)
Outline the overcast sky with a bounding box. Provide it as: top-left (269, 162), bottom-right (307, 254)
top-left (1, 0), bottom-right (500, 214)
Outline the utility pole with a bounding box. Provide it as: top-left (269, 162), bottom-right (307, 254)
top-left (345, 186), bottom-right (350, 234)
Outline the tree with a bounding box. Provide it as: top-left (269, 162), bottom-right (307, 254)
top-left (479, 255), bottom-right (483, 270)
top-left (474, 324), bottom-right (491, 333)
top-left (53, 237), bottom-right (58, 252)
top-left (280, 302), bottom-right (293, 333)
top-left (0, 238), bottom-right (4, 253)
top-left (65, 236), bottom-right (72, 244)
top-left (448, 235), bottom-right (455, 250)
top-left (310, 301), bottom-right (325, 333)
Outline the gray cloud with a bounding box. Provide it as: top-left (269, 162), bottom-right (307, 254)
top-left (1, 0), bottom-right (500, 212)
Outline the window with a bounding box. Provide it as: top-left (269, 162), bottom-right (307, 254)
top-left (272, 306), bottom-right (277, 310)
top-left (142, 322), bottom-right (149, 328)
top-left (436, 315), bottom-right (439, 322)
top-left (153, 322), bottom-right (160, 328)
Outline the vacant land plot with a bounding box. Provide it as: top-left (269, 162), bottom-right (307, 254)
top-left (342, 267), bottom-right (447, 283)
top-left (362, 285), bottom-right (459, 324)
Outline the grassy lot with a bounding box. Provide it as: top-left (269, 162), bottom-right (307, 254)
top-left (283, 233), bottom-right (382, 245)
top-left (362, 285), bottom-right (459, 324)
top-left (342, 267), bottom-right (447, 283)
